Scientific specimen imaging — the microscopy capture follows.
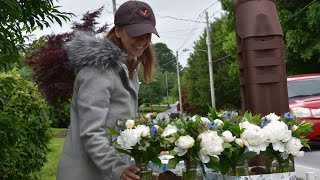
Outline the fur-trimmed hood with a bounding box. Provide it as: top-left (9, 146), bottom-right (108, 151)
top-left (64, 31), bottom-right (128, 74)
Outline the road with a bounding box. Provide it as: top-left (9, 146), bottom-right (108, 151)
top-left (295, 142), bottom-right (320, 179)
top-left (156, 103), bottom-right (320, 179)
top-left (156, 102), bottom-right (179, 119)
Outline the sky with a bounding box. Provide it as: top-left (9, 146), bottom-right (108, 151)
top-left (33, 0), bottom-right (223, 67)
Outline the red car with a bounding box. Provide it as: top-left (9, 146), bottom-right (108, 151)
top-left (287, 74), bottom-right (320, 140)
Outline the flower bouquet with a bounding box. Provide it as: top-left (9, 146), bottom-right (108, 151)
top-left (161, 114), bottom-right (225, 180)
top-left (210, 109), bottom-right (313, 176)
top-left (106, 114), bottom-right (162, 180)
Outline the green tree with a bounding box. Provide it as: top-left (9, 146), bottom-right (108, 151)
top-left (154, 43), bottom-right (177, 73)
top-left (182, 15), bottom-right (240, 115)
top-left (277, 0), bottom-right (320, 74)
top-left (138, 70), bottom-right (166, 107)
top-left (0, 0), bottom-right (72, 71)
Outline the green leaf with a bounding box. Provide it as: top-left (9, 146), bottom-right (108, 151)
top-left (167, 157), bottom-right (180, 169)
top-left (105, 127), bottom-right (119, 136)
top-left (115, 148), bottom-right (131, 156)
top-left (239, 151), bottom-right (257, 161)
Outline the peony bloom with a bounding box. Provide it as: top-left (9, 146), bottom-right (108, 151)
top-left (162, 124), bottom-right (178, 137)
top-left (263, 113), bottom-right (280, 121)
top-left (240, 121), bottom-right (269, 154)
top-left (117, 128), bottom-right (141, 149)
top-left (198, 131), bottom-right (224, 163)
top-left (191, 115), bottom-right (210, 124)
top-left (174, 135), bottom-right (195, 156)
top-left (135, 125), bottom-right (150, 137)
top-left (282, 137), bottom-right (304, 159)
top-left (201, 117), bottom-right (211, 124)
top-left (263, 120), bottom-right (292, 152)
top-left (213, 119), bottom-right (224, 128)
top-left (125, 119), bottom-right (135, 129)
top-left (235, 138), bottom-right (245, 147)
top-left (222, 130), bottom-right (236, 143)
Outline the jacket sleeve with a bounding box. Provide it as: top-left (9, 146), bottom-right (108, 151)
top-left (76, 66), bottom-right (129, 179)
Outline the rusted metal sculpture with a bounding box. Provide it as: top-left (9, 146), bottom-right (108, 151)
top-left (232, 0), bottom-right (290, 170)
top-left (232, 0), bottom-right (289, 116)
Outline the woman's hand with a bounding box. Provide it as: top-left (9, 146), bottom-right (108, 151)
top-left (120, 165), bottom-right (140, 180)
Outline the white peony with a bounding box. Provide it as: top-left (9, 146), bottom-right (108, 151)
top-left (222, 130), bottom-right (236, 143)
top-left (125, 119), bottom-right (135, 129)
top-left (135, 125), bottom-right (150, 137)
top-left (235, 138), bottom-right (244, 147)
top-left (117, 128), bottom-right (141, 149)
top-left (190, 115), bottom-right (210, 123)
top-left (282, 137), bottom-right (304, 159)
top-left (198, 130), bottom-right (224, 163)
top-left (162, 124), bottom-right (178, 137)
top-left (201, 117), bottom-right (211, 124)
top-left (213, 119), bottom-right (224, 128)
top-left (174, 135), bottom-right (195, 156)
top-left (263, 113), bottom-right (280, 121)
top-left (263, 120), bottom-right (292, 152)
top-left (240, 121), bottom-right (269, 154)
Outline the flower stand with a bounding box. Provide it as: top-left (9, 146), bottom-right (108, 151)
top-left (206, 172), bottom-right (296, 180)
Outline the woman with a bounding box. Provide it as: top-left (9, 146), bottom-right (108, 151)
top-left (56, 1), bottom-right (159, 180)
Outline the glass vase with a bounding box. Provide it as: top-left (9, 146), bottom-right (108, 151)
top-left (271, 158), bottom-right (293, 173)
top-left (182, 160), bottom-right (203, 180)
top-left (228, 159), bottom-right (249, 176)
top-left (136, 161), bottom-right (152, 180)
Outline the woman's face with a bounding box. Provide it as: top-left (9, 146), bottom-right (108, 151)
top-left (115, 26), bottom-right (151, 58)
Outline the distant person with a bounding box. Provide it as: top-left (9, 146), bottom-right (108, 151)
top-left (56, 1), bottom-right (159, 180)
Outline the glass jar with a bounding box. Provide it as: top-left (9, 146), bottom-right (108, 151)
top-left (271, 158), bottom-right (293, 173)
top-left (182, 160), bottom-right (203, 180)
top-left (228, 159), bottom-right (249, 176)
top-left (136, 161), bottom-right (152, 180)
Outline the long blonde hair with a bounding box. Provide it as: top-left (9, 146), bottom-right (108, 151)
top-left (106, 26), bottom-right (155, 83)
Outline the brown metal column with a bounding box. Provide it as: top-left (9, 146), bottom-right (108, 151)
top-left (232, 0), bottom-right (289, 116)
top-left (232, 0), bottom-right (290, 171)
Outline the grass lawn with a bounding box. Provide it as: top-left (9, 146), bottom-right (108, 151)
top-left (33, 129), bottom-right (66, 180)
top-left (139, 105), bottom-right (169, 116)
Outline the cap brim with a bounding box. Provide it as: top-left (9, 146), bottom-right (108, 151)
top-left (123, 23), bottom-right (159, 38)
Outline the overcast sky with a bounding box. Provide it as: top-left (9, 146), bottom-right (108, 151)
top-left (33, 0), bottom-right (223, 67)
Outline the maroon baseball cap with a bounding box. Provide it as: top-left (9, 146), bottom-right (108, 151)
top-left (114, 1), bottom-right (159, 38)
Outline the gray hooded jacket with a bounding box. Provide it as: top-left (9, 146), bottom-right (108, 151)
top-left (57, 31), bottom-right (139, 180)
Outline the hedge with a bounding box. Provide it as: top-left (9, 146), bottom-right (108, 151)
top-left (0, 70), bottom-right (52, 179)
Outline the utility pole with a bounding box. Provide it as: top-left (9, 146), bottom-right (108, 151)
top-left (112, 0), bottom-right (117, 15)
top-left (176, 51), bottom-right (183, 116)
top-left (205, 11), bottom-right (216, 109)
top-left (165, 71), bottom-right (169, 106)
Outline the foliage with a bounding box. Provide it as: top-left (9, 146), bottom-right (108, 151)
top-left (0, 70), bottom-right (52, 179)
top-left (25, 7), bottom-right (108, 127)
top-left (0, 0), bottom-right (73, 71)
top-left (153, 43), bottom-right (177, 73)
top-left (138, 70), bottom-right (166, 106)
top-left (277, 0), bottom-right (320, 75)
top-left (182, 15), bottom-right (240, 114)
top-left (31, 132), bottom-right (66, 180)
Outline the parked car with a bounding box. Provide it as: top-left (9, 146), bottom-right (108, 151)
top-left (287, 74), bottom-right (320, 140)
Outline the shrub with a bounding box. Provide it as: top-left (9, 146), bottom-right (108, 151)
top-left (0, 70), bottom-right (52, 179)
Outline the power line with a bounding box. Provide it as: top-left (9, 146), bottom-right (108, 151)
top-left (155, 14), bottom-right (206, 23)
top-left (177, 0), bottom-right (220, 51)
top-left (158, 27), bottom-right (202, 33)
top-left (281, 0), bottom-right (317, 24)
top-left (212, 54), bottom-right (232, 63)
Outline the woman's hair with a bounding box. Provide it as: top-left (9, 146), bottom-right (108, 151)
top-left (106, 26), bottom-right (155, 83)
